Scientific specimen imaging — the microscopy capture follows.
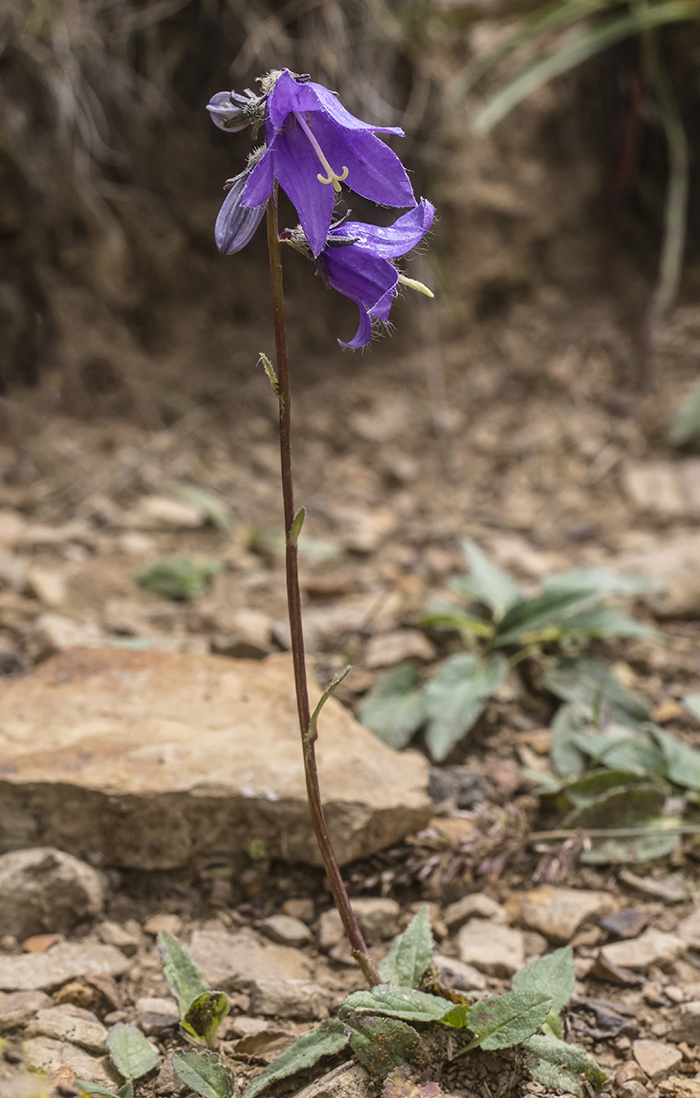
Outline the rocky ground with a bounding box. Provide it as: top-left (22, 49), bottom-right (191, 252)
top-left (2, 282), bottom-right (700, 1097)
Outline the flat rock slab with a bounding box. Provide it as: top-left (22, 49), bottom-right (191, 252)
top-left (0, 942), bottom-right (130, 992)
top-left (189, 926), bottom-right (311, 991)
top-left (0, 648), bottom-right (431, 870)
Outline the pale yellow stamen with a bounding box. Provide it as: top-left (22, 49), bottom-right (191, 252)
top-left (294, 111), bottom-right (349, 193)
top-left (398, 274), bottom-right (434, 298)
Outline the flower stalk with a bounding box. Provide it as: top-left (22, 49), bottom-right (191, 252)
top-left (265, 189), bottom-right (381, 989)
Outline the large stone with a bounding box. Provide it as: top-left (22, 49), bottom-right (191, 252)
top-left (668, 1001), bottom-right (700, 1044)
top-left (22, 1036), bottom-right (112, 1086)
top-left (25, 1003), bottom-right (108, 1052)
top-left (0, 848), bottom-right (105, 939)
top-left (506, 886), bottom-right (615, 944)
top-left (0, 941), bottom-right (130, 991)
top-left (0, 990), bottom-right (51, 1032)
top-left (600, 930), bottom-right (685, 973)
top-left (188, 926), bottom-right (310, 991)
top-left (457, 919), bottom-right (524, 977)
top-left (0, 649), bottom-right (430, 870)
top-left (248, 979), bottom-right (329, 1021)
top-left (633, 1039), bottom-right (683, 1081)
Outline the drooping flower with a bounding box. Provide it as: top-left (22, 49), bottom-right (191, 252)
top-left (207, 87), bottom-right (265, 132)
top-left (291, 199), bottom-right (435, 348)
top-left (208, 70), bottom-right (416, 258)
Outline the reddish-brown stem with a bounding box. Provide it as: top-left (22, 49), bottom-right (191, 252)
top-left (265, 191), bottom-right (380, 988)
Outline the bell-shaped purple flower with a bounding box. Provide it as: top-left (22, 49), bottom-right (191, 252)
top-left (225, 70), bottom-right (416, 258)
top-left (214, 170), bottom-right (266, 255)
top-left (317, 199), bottom-right (435, 348)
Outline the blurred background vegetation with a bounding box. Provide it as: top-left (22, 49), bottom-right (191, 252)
top-left (2, 0), bottom-right (700, 417)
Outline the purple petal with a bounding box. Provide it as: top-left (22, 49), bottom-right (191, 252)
top-left (241, 148), bottom-right (276, 209)
top-left (371, 285), bottom-right (397, 323)
top-left (215, 176), bottom-right (265, 254)
top-left (267, 70), bottom-right (404, 136)
top-left (269, 126), bottom-right (336, 256)
top-left (337, 199), bottom-right (435, 259)
top-left (329, 125), bottom-right (416, 207)
top-left (339, 303), bottom-right (374, 349)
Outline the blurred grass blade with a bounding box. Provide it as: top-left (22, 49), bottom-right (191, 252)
top-left (647, 57), bottom-right (689, 335)
top-left (457, 0), bottom-right (613, 96)
top-left (669, 377), bottom-right (700, 444)
top-left (474, 0), bottom-right (700, 133)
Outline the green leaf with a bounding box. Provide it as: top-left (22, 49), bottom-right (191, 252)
top-left (424, 653), bottom-right (507, 762)
top-left (512, 947), bottom-right (575, 1015)
top-left (550, 703), bottom-right (588, 778)
top-left (157, 930), bottom-right (209, 1016)
top-left (474, 0), bottom-right (700, 133)
top-left (558, 607), bottom-right (657, 641)
top-left (288, 507), bottom-right (306, 547)
top-left (525, 1034), bottom-right (607, 1093)
top-left (685, 694), bottom-right (700, 721)
top-left (360, 665), bottom-right (427, 751)
top-left (243, 1019), bottom-right (349, 1098)
top-left (182, 991), bottom-right (230, 1048)
top-left (556, 769), bottom-right (657, 807)
top-left (339, 986), bottom-right (454, 1025)
top-left (135, 557), bottom-right (222, 601)
top-left (494, 589), bottom-right (598, 646)
top-left (670, 376), bottom-right (700, 444)
top-left (464, 992), bottom-right (552, 1050)
top-left (653, 727), bottom-right (700, 791)
top-left (565, 784), bottom-right (680, 863)
top-left (172, 1051), bottom-right (235, 1098)
top-left (378, 906), bottom-right (434, 989)
top-left (167, 482), bottom-right (234, 531)
top-left (571, 729), bottom-right (667, 778)
top-left (345, 1014), bottom-right (419, 1078)
top-left (529, 1057), bottom-right (584, 1097)
top-left (544, 659), bottom-right (652, 730)
top-left (107, 1023), bottom-right (158, 1081)
top-left (543, 566), bottom-right (659, 598)
top-left (308, 666), bottom-right (352, 741)
top-left (457, 539), bottom-right (523, 619)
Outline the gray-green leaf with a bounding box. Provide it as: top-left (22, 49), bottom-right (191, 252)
top-left (378, 906), bottom-right (434, 989)
top-left (544, 659), bottom-right (652, 730)
top-left (512, 947), bottom-right (575, 1015)
top-left (543, 566), bottom-right (658, 598)
top-left (653, 727), bottom-right (700, 791)
top-left (75, 1085), bottom-right (121, 1098)
top-left (339, 986), bottom-right (454, 1025)
top-left (494, 589), bottom-right (597, 646)
top-left (171, 1050), bottom-right (235, 1098)
top-left (135, 557), bottom-right (222, 601)
top-left (345, 1014), bottom-right (419, 1078)
top-left (465, 992), bottom-right (552, 1050)
top-left (167, 482), bottom-right (234, 531)
top-left (107, 1023), bottom-right (158, 1081)
top-left (243, 1019), bottom-right (349, 1098)
top-left (360, 665), bottom-right (427, 751)
top-left (424, 653), bottom-right (507, 762)
top-left (157, 930), bottom-right (209, 1016)
top-left (457, 539), bottom-right (523, 619)
top-left (525, 1034), bottom-right (607, 1093)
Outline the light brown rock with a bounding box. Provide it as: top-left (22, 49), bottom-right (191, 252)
top-left (0, 849), bottom-right (105, 939)
top-left (293, 1062), bottom-right (372, 1098)
top-left (136, 996), bottom-right (180, 1034)
top-left (249, 979), bottom-right (329, 1021)
top-left (622, 462), bottom-right (688, 518)
top-left (26, 1002), bottom-right (108, 1052)
top-left (364, 630), bottom-right (436, 670)
top-left (633, 1038), bottom-right (683, 1081)
top-left (0, 649), bottom-right (431, 870)
top-left (189, 926), bottom-right (310, 991)
top-left (506, 886), bottom-right (614, 943)
top-left (443, 894), bottom-right (507, 931)
top-left (677, 906), bottom-right (700, 947)
top-left (0, 941), bottom-right (130, 991)
top-left (0, 990), bottom-right (51, 1032)
top-left (143, 913), bottom-right (182, 937)
top-left (259, 915), bottom-right (312, 948)
top-left (601, 929), bottom-right (685, 972)
top-left (433, 953), bottom-right (487, 992)
top-left (22, 1035), bottom-right (112, 1086)
top-left (318, 898), bottom-right (400, 950)
top-left (659, 1079), bottom-right (700, 1097)
top-left (97, 921), bottom-right (139, 956)
top-left (668, 1000), bottom-right (700, 1044)
top-left (132, 495), bottom-right (206, 529)
top-left (457, 919), bottom-right (524, 977)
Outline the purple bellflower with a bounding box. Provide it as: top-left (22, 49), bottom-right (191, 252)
top-left (208, 70), bottom-right (416, 258)
top-left (286, 198), bottom-right (435, 349)
top-left (215, 164), bottom-right (266, 255)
